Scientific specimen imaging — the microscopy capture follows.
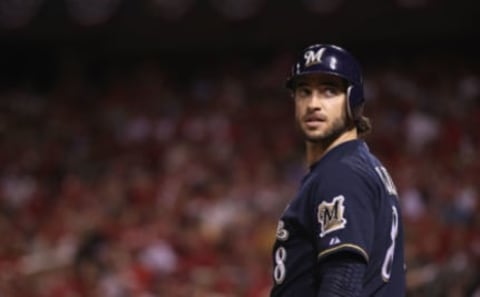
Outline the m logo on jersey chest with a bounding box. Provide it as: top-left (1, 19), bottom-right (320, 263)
top-left (317, 195), bottom-right (347, 238)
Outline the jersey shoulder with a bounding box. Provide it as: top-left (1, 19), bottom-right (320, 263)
top-left (307, 148), bottom-right (396, 221)
top-left (311, 149), bottom-right (379, 194)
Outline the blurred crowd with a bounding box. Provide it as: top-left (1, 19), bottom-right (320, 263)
top-left (0, 50), bottom-right (479, 297)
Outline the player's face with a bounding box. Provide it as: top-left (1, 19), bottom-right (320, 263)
top-left (293, 74), bottom-right (348, 143)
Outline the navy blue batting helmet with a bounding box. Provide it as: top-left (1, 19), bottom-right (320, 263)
top-left (286, 44), bottom-right (365, 118)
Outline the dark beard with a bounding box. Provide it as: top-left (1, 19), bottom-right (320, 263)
top-left (303, 114), bottom-right (348, 147)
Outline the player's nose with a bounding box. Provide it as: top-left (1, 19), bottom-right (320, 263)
top-left (306, 92), bottom-right (323, 110)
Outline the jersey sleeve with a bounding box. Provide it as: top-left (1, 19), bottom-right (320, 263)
top-left (310, 164), bottom-right (377, 263)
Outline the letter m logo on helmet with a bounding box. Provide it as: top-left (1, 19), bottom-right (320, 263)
top-left (304, 47), bottom-right (327, 67)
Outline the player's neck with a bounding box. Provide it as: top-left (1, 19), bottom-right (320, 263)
top-left (306, 128), bottom-right (358, 167)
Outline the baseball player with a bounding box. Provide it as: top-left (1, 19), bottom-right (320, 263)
top-left (270, 44), bottom-right (406, 296)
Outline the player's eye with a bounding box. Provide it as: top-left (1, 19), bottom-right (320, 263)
top-left (321, 85), bottom-right (342, 98)
top-left (295, 86), bottom-right (311, 98)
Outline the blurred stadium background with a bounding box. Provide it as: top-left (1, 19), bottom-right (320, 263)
top-left (0, 0), bottom-right (479, 296)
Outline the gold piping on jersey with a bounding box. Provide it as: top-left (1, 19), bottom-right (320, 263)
top-left (317, 243), bottom-right (369, 262)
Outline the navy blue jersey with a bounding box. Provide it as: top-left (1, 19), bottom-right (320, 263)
top-left (270, 140), bottom-right (406, 297)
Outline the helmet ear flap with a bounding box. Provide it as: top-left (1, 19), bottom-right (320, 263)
top-left (346, 84), bottom-right (364, 120)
